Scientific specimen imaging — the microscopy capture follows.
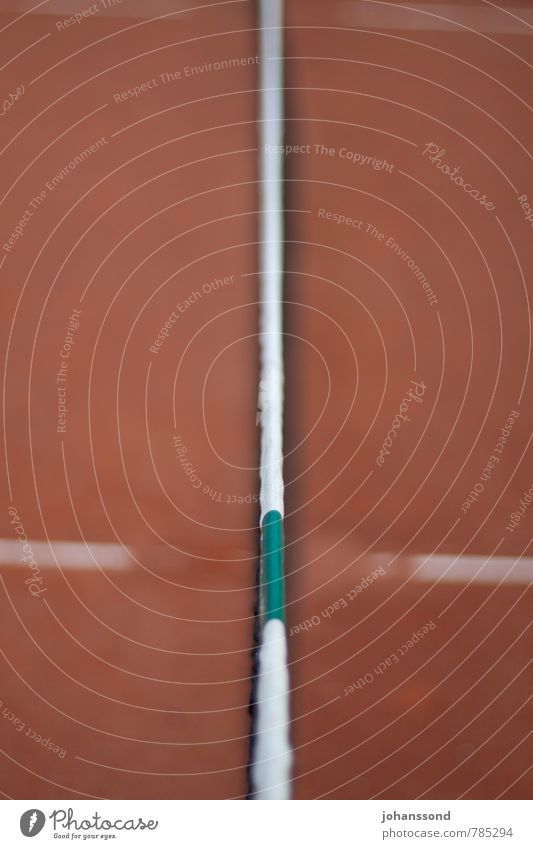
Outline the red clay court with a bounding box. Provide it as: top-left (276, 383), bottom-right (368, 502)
top-left (0, 0), bottom-right (531, 800)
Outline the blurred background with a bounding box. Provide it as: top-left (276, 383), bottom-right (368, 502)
top-left (0, 0), bottom-right (531, 799)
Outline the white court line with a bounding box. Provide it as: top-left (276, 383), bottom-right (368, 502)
top-left (0, 539), bottom-right (131, 570)
top-left (31, 1), bottom-right (533, 31)
top-left (0, 540), bottom-right (530, 583)
top-left (341, 3), bottom-right (533, 33)
top-left (369, 552), bottom-right (533, 584)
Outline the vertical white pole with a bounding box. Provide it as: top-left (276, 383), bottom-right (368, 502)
top-left (251, 0), bottom-right (292, 801)
top-left (258, 0), bottom-right (285, 524)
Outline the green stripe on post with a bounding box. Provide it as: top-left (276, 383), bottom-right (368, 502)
top-left (261, 509), bottom-right (285, 621)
